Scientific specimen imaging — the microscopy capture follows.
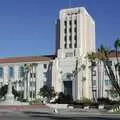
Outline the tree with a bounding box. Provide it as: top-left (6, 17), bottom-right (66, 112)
top-left (23, 63), bottom-right (33, 100)
top-left (31, 63), bottom-right (38, 99)
top-left (39, 85), bottom-right (56, 100)
top-left (87, 38), bottom-right (120, 97)
top-left (114, 38), bottom-right (120, 80)
top-left (87, 52), bottom-right (96, 101)
top-left (97, 44), bottom-right (120, 96)
top-left (0, 84), bottom-right (20, 99)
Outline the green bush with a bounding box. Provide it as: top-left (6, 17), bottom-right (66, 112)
top-left (17, 98), bottom-right (28, 102)
top-left (73, 98), bottom-right (92, 106)
top-left (53, 92), bottom-right (73, 104)
top-left (39, 85), bottom-right (56, 100)
top-left (97, 97), bottom-right (111, 105)
top-left (29, 99), bottom-right (43, 105)
top-left (81, 98), bottom-right (92, 106)
top-left (0, 85), bottom-right (21, 99)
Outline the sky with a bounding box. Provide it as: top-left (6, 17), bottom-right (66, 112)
top-left (0, 0), bottom-right (119, 57)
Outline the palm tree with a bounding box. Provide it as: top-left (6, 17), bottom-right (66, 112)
top-left (31, 63), bottom-right (38, 99)
top-left (81, 64), bottom-right (86, 98)
top-left (87, 52), bottom-right (96, 101)
top-left (114, 38), bottom-right (120, 81)
top-left (114, 38), bottom-right (120, 63)
top-left (87, 38), bottom-right (120, 99)
top-left (23, 63), bottom-right (32, 101)
top-left (97, 44), bottom-right (120, 96)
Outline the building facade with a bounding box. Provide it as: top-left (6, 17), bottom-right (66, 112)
top-left (0, 7), bottom-right (96, 101)
top-left (0, 56), bottom-right (54, 100)
top-left (92, 52), bottom-right (120, 101)
top-left (53, 7), bottom-right (95, 100)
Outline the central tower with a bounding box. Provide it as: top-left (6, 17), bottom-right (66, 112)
top-left (53, 7), bottom-right (96, 100)
top-left (56, 7), bottom-right (95, 58)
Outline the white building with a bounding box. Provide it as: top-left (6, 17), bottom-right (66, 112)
top-left (0, 7), bottom-right (96, 101)
top-left (53, 7), bottom-right (95, 100)
top-left (93, 52), bottom-right (120, 100)
top-left (0, 55), bottom-right (55, 100)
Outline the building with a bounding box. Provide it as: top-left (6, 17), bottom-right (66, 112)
top-left (53, 7), bottom-right (95, 100)
top-left (0, 55), bottom-right (55, 100)
top-left (93, 51), bottom-right (120, 101)
top-left (0, 7), bottom-right (95, 101)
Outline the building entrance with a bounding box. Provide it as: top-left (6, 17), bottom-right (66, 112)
top-left (63, 81), bottom-right (72, 97)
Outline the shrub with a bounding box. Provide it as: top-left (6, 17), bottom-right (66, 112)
top-left (29, 99), bottom-right (43, 105)
top-left (97, 97), bottom-right (111, 105)
top-left (39, 85), bottom-right (56, 100)
top-left (54, 92), bottom-right (73, 104)
top-left (81, 98), bottom-right (92, 106)
top-left (17, 98), bottom-right (28, 102)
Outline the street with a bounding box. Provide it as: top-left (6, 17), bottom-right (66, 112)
top-left (0, 110), bottom-right (120, 120)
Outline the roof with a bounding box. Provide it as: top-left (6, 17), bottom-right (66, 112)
top-left (108, 51), bottom-right (120, 58)
top-left (0, 55), bottom-right (56, 63)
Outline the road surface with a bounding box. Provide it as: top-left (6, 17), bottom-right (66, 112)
top-left (0, 110), bottom-right (120, 120)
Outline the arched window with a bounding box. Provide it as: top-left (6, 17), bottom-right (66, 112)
top-left (0, 67), bottom-right (3, 78)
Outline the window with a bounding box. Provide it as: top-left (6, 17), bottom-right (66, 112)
top-left (105, 60), bottom-right (112, 66)
top-left (64, 36), bottom-right (67, 42)
top-left (69, 35), bottom-right (72, 41)
top-left (9, 67), bottom-right (14, 78)
top-left (0, 67), bottom-right (3, 78)
top-left (109, 80), bottom-right (111, 85)
top-left (64, 44), bottom-right (67, 48)
top-left (30, 73), bottom-right (32, 78)
top-left (74, 35), bottom-right (77, 40)
top-left (64, 21), bottom-right (67, 26)
top-left (69, 28), bottom-right (72, 33)
top-left (92, 62), bottom-right (96, 66)
top-left (19, 66), bottom-right (24, 78)
top-left (105, 79), bottom-right (109, 86)
top-left (74, 27), bottom-right (77, 32)
top-left (105, 89), bottom-right (109, 97)
top-left (108, 60), bottom-right (112, 66)
top-left (43, 64), bottom-right (47, 69)
top-left (92, 70), bottom-right (96, 76)
top-left (33, 73), bottom-right (36, 78)
top-left (74, 43), bottom-right (77, 48)
top-left (64, 28), bottom-right (67, 33)
top-left (30, 73), bottom-right (36, 78)
top-left (44, 72), bottom-right (47, 77)
top-left (93, 80), bottom-right (96, 86)
top-left (69, 44), bottom-right (72, 48)
top-left (69, 20), bottom-right (72, 25)
top-left (74, 20), bottom-right (77, 24)
top-left (30, 81), bottom-right (35, 87)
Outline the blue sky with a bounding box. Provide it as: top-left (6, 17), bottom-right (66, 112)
top-left (0, 0), bottom-right (119, 57)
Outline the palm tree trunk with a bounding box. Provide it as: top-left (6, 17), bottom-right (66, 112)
top-left (115, 49), bottom-right (120, 82)
top-left (104, 61), bottom-right (120, 96)
top-left (31, 66), bottom-right (33, 101)
top-left (91, 61), bottom-right (95, 102)
top-left (35, 65), bottom-right (37, 99)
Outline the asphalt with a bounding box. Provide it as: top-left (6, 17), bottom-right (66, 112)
top-left (0, 107), bottom-right (120, 120)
